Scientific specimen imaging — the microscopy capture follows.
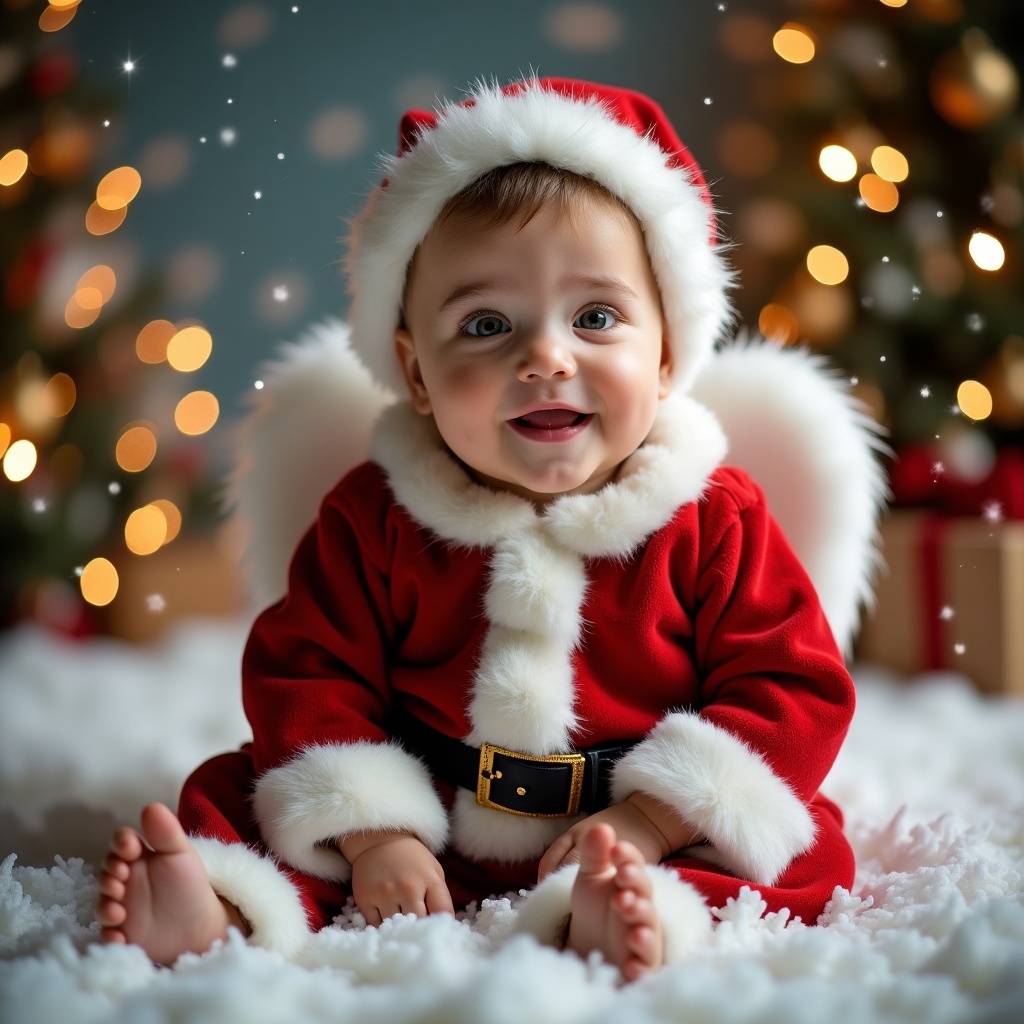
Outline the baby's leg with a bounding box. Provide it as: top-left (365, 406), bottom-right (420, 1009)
top-left (95, 802), bottom-right (244, 966)
top-left (566, 823), bottom-right (664, 981)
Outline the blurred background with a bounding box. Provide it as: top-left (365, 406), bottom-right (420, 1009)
top-left (2, 0), bottom-right (1022, 690)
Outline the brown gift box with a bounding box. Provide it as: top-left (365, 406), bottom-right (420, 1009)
top-left (856, 510), bottom-right (1024, 696)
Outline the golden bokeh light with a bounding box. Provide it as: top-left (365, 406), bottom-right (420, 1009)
top-left (96, 166), bottom-right (142, 210)
top-left (136, 319), bottom-right (177, 364)
top-left (64, 293), bottom-right (101, 329)
top-left (39, 4), bottom-right (78, 32)
top-left (151, 499), bottom-right (182, 545)
top-left (85, 200), bottom-right (127, 235)
top-left (0, 423), bottom-right (10, 459)
top-left (77, 264), bottom-right (116, 304)
top-left (3, 438), bottom-right (38, 482)
top-left (870, 145), bottom-right (909, 182)
top-left (0, 149), bottom-right (29, 186)
top-left (167, 325), bottom-right (213, 372)
top-left (80, 557), bottom-right (118, 606)
top-left (125, 504), bottom-right (168, 555)
top-left (175, 390), bottom-right (220, 436)
top-left (115, 425), bottom-right (158, 473)
top-left (806, 245), bottom-right (850, 285)
top-left (772, 23), bottom-right (815, 64)
top-left (819, 145), bottom-right (857, 183)
top-left (968, 231), bottom-right (1005, 271)
top-left (74, 286), bottom-right (104, 310)
top-left (957, 379), bottom-right (993, 421)
top-left (758, 303), bottom-right (800, 344)
top-left (859, 173), bottom-right (900, 212)
top-left (879, 0), bottom-right (908, 7)
top-left (44, 372), bottom-right (76, 417)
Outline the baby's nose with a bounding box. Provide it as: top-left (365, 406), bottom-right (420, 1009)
top-left (517, 330), bottom-right (576, 381)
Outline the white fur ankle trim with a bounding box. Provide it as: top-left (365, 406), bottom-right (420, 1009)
top-left (191, 837), bottom-right (310, 959)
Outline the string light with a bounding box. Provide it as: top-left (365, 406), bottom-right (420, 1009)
top-left (957, 379), bottom-right (993, 420)
top-left (806, 245), bottom-right (850, 285)
top-left (870, 145), bottom-right (909, 182)
top-left (125, 505), bottom-right (167, 555)
top-left (80, 557), bottom-right (118, 606)
top-left (174, 391), bottom-right (220, 436)
top-left (968, 231), bottom-right (1005, 270)
top-left (115, 425), bottom-right (158, 473)
top-left (96, 166), bottom-right (141, 210)
top-left (3, 439), bottom-right (38, 482)
top-left (0, 148), bottom-right (29, 186)
top-left (859, 173), bottom-right (900, 212)
top-left (166, 326), bottom-right (213, 372)
top-left (819, 145), bottom-right (857, 182)
top-left (773, 23), bottom-right (815, 64)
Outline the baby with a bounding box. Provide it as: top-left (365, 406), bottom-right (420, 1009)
top-left (97, 78), bottom-right (858, 981)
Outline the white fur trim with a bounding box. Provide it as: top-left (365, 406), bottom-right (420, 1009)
top-left (223, 319), bottom-right (394, 610)
top-left (347, 79), bottom-right (734, 396)
top-left (692, 338), bottom-right (889, 654)
top-left (191, 837), bottom-right (310, 958)
top-left (611, 713), bottom-right (816, 886)
top-left (252, 742), bottom-right (449, 882)
top-left (514, 861), bottom-right (712, 964)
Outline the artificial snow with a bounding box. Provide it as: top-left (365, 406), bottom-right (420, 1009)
top-left (1, 622), bottom-right (1022, 1023)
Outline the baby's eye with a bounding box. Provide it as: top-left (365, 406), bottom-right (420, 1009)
top-left (463, 313), bottom-right (511, 337)
top-left (574, 307), bottom-right (616, 331)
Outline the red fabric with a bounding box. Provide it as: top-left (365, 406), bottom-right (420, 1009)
top-left (180, 460), bottom-right (855, 928)
top-left (395, 78), bottom-right (717, 243)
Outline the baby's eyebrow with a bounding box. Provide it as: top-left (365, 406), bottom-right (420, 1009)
top-left (562, 274), bottom-right (639, 300)
top-left (438, 281), bottom-right (503, 313)
top-left (438, 275), bottom-right (638, 313)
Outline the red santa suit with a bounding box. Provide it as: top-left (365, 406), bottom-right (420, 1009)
top-left (179, 393), bottom-right (856, 962)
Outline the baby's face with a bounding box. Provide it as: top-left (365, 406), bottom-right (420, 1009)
top-left (394, 195), bottom-right (672, 506)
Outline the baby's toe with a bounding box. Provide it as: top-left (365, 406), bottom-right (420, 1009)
top-left (95, 896), bottom-right (127, 928)
top-left (621, 924), bottom-right (661, 980)
top-left (111, 827), bottom-right (144, 861)
top-left (98, 873), bottom-right (126, 901)
top-left (102, 852), bottom-right (131, 880)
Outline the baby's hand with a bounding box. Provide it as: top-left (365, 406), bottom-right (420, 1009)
top-left (538, 793), bottom-right (700, 881)
top-left (341, 831), bottom-right (454, 925)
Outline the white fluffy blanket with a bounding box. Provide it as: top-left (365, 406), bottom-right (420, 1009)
top-left (1, 621), bottom-right (1023, 1023)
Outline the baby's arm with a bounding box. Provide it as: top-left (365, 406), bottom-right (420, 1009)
top-left (538, 793), bottom-right (703, 880)
top-left (339, 831), bottom-right (454, 924)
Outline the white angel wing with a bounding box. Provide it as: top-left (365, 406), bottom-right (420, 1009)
top-left (223, 319), bottom-right (394, 611)
top-left (691, 338), bottom-right (889, 656)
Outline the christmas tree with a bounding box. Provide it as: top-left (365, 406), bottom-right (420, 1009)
top-left (716, 0), bottom-right (1024, 484)
top-left (1, 0), bottom-right (225, 637)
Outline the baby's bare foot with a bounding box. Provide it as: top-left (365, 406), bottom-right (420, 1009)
top-left (95, 802), bottom-right (232, 966)
top-left (566, 822), bottom-right (664, 981)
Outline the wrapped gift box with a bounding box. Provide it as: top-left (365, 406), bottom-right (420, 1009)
top-left (857, 509), bottom-right (1024, 696)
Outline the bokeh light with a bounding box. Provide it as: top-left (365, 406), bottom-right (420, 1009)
top-left (0, 422), bottom-right (10, 458)
top-left (125, 504), bottom-right (167, 555)
top-left (77, 264), bottom-right (116, 304)
top-left (859, 173), bottom-right (900, 212)
top-left (86, 201), bottom-right (127, 235)
top-left (80, 557), bottom-right (118, 606)
top-left (44, 372), bottom-right (76, 417)
top-left (167, 325), bottom-right (213, 371)
top-left (758, 303), bottom-right (800, 344)
top-left (957, 380), bottom-right (993, 420)
top-left (819, 145), bottom-right (857, 182)
top-left (870, 145), bottom-right (909, 182)
top-left (968, 231), bottom-right (1005, 271)
top-left (543, 4), bottom-right (624, 52)
top-left (135, 319), bottom-right (176, 364)
top-left (151, 499), bottom-right (182, 544)
top-left (174, 390), bottom-right (220, 435)
top-left (0, 148), bottom-right (29, 186)
top-left (115, 424), bottom-right (158, 473)
top-left (96, 166), bottom-right (142, 210)
top-left (64, 292), bottom-right (101, 329)
top-left (806, 245), bottom-right (850, 285)
top-left (773, 23), bottom-right (815, 64)
top-left (39, 4), bottom-right (78, 32)
top-left (3, 438), bottom-right (38, 482)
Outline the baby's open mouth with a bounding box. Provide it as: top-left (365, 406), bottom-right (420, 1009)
top-left (512, 409), bottom-right (589, 430)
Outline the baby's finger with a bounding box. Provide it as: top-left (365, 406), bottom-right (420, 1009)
top-left (538, 832), bottom-right (575, 880)
top-left (400, 900), bottom-right (428, 918)
top-left (426, 878), bottom-right (455, 916)
top-left (362, 903), bottom-right (384, 927)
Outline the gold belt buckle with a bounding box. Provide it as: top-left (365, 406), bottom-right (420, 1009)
top-left (476, 742), bottom-right (586, 817)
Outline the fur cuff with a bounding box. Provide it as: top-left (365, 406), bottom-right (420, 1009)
top-left (513, 862), bottom-right (712, 964)
top-left (191, 837), bottom-right (310, 959)
top-left (251, 741), bottom-right (449, 882)
top-left (611, 713), bottom-right (816, 885)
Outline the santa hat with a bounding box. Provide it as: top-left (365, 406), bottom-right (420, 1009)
top-left (345, 77), bottom-right (735, 395)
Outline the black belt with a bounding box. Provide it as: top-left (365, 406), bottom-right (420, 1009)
top-left (395, 711), bottom-right (635, 818)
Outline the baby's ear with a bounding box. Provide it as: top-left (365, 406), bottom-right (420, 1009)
top-left (658, 332), bottom-right (674, 397)
top-left (394, 328), bottom-right (432, 414)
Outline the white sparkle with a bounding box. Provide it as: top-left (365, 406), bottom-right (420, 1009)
top-left (882, 256), bottom-right (890, 263)
top-left (123, 59), bottom-right (136, 73)
top-left (703, 97), bottom-right (713, 106)
top-left (877, 58), bottom-right (888, 68)
top-left (200, 136), bottom-right (207, 143)
top-left (147, 593), bottom-right (167, 613)
top-left (920, 386), bottom-right (931, 397)
top-left (850, 376), bottom-right (859, 385)
top-left (936, 210), bottom-right (944, 218)
top-left (912, 285), bottom-right (921, 295)
top-left (277, 152), bottom-right (285, 160)
top-left (939, 606), bottom-right (955, 620)
top-left (32, 498), bottom-right (47, 513)
top-left (255, 380), bottom-right (265, 390)
top-left (951, 404), bottom-right (962, 416)
top-left (855, 198), bottom-right (867, 209)
top-left (983, 501), bottom-right (1004, 524)
top-left (966, 312), bottom-right (984, 332)
top-left (220, 128), bottom-right (237, 146)
top-left (108, 481), bottom-right (121, 495)
top-left (74, 566), bottom-right (84, 577)
top-left (254, 190), bottom-right (262, 199)
top-left (292, 4), bottom-right (299, 10)
top-left (227, 98), bottom-right (234, 105)
top-left (932, 461), bottom-right (945, 476)
top-left (223, 54), bottom-right (237, 68)
top-left (103, 120), bottom-right (111, 127)
top-left (954, 643), bottom-right (966, 655)
top-left (880, 355), bottom-right (887, 362)
top-left (272, 285), bottom-right (289, 302)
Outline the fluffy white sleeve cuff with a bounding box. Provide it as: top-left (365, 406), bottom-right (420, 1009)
top-left (514, 862), bottom-right (712, 964)
top-left (251, 741), bottom-right (449, 883)
top-left (610, 712), bottom-right (816, 885)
